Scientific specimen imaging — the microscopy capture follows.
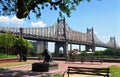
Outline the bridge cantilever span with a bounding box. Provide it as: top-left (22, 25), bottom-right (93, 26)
top-left (0, 19), bottom-right (120, 57)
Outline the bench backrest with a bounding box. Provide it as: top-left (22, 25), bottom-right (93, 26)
top-left (67, 66), bottom-right (110, 76)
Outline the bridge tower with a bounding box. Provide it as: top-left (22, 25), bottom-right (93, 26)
top-left (110, 36), bottom-right (117, 49)
top-left (113, 36), bottom-right (117, 48)
top-left (54, 18), bottom-right (68, 58)
top-left (85, 28), bottom-right (95, 52)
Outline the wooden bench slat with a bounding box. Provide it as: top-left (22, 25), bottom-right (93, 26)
top-left (68, 69), bottom-right (109, 73)
top-left (63, 66), bottom-right (110, 77)
top-left (68, 72), bottom-right (108, 76)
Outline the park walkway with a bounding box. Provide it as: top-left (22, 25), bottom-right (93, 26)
top-left (0, 60), bottom-right (120, 77)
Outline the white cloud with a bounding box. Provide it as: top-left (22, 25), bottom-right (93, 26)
top-left (101, 35), bottom-right (106, 39)
top-left (102, 35), bottom-right (109, 39)
top-left (100, 35), bottom-right (110, 43)
top-left (31, 21), bottom-right (46, 27)
top-left (94, 31), bottom-right (97, 34)
top-left (0, 16), bottom-right (24, 26)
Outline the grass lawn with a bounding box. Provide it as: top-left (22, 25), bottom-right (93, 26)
top-left (0, 62), bottom-right (32, 68)
top-left (0, 53), bottom-right (18, 58)
top-left (110, 66), bottom-right (120, 77)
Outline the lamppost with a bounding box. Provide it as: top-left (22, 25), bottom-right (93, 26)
top-left (19, 27), bottom-right (23, 62)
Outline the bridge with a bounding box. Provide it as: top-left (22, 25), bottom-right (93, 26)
top-left (0, 18), bottom-right (119, 57)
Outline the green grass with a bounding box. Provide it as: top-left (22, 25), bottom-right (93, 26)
top-left (0, 53), bottom-right (18, 58)
top-left (110, 66), bottom-right (120, 77)
top-left (54, 74), bottom-right (63, 77)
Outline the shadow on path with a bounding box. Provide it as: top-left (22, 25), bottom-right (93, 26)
top-left (0, 68), bottom-right (57, 77)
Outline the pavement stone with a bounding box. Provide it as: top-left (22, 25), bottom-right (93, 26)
top-left (0, 60), bottom-right (120, 77)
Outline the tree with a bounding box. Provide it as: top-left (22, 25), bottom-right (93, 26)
top-left (103, 48), bottom-right (120, 57)
top-left (0, 33), bottom-right (33, 55)
top-left (0, 33), bottom-right (16, 54)
top-left (0, 0), bottom-right (90, 19)
top-left (11, 37), bottom-right (33, 55)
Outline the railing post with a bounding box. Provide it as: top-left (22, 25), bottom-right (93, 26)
top-left (19, 27), bottom-right (23, 62)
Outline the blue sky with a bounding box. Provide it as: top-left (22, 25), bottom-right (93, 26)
top-left (0, 0), bottom-right (120, 51)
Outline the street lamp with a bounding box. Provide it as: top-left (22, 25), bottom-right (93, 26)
top-left (19, 27), bottom-right (23, 62)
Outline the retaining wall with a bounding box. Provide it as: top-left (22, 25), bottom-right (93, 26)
top-left (0, 58), bottom-right (19, 63)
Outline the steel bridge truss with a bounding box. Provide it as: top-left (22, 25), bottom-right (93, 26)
top-left (0, 19), bottom-right (119, 49)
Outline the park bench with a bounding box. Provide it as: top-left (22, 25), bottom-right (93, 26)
top-left (63, 66), bottom-right (110, 77)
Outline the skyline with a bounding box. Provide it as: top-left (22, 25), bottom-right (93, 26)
top-left (0, 0), bottom-right (120, 51)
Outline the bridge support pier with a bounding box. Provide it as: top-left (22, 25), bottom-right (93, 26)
top-left (85, 45), bottom-right (95, 52)
top-left (54, 42), bottom-right (68, 57)
top-left (79, 45), bottom-right (81, 52)
top-left (70, 44), bottom-right (72, 51)
top-left (36, 41), bottom-right (48, 52)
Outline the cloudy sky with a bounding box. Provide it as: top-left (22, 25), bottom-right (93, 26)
top-left (0, 0), bottom-right (120, 51)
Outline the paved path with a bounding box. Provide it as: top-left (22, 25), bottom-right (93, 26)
top-left (0, 60), bottom-right (120, 77)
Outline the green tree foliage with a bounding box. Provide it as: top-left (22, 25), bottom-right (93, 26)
top-left (93, 50), bottom-right (104, 56)
top-left (0, 33), bottom-right (33, 55)
top-left (12, 37), bottom-right (33, 55)
top-left (91, 49), bottom-right (120, 58)
top-left (80, 49), bottom-right (120, 58)
top-left (0, 0), bottom-right (91, 19)
top-left (81, 51), bottom-right (87, 56)
top-left (18, 37), bottom-right (33, 55)
top-left (0, 33), bottom-right (16, 54)
top-left (17, 37), bottom-right (33, 50)
top-left (104, 48), bottom-right (120, 57)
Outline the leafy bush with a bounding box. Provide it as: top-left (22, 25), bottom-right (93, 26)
top-left (81, 51), bottom-right (87, 56)
top-left (93, 51), bottom-right (104, 56)
top-left (103, 48), bottom-right (120, 58)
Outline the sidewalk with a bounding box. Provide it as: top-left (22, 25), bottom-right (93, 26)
top-left (0, 60), bottom-right (120, 77)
